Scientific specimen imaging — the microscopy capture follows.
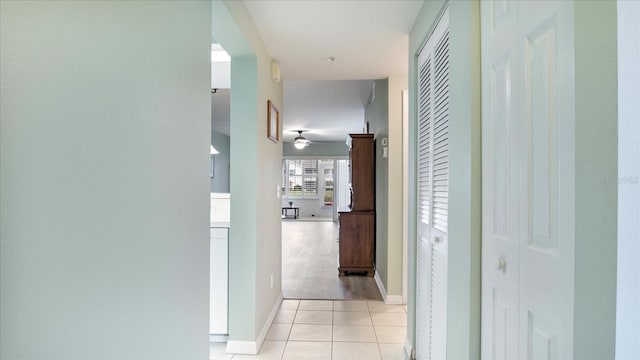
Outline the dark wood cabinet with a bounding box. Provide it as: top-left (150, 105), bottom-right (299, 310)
top-left (349, 134), bottom-right (375, 211)
top-left (338, 211), bottom-right (375, 276)
top-left (338, 134), bottom-right (375, 276)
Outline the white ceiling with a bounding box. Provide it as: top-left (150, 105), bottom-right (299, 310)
top-left (243, 0), bottom-right (423, 80)
top-left (282, 80), bottom-right (372, 142)
top-left (212, 1), bottom-right (423, 143)
top-left (212, 82), bottom-right (374, 143)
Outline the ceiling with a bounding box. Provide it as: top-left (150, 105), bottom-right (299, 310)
top-left (212, 1), bottom-right (423, 142)
top-left (211, 82), bottom-right (373, 143)
top-left (282, 80), bottom-right (372, 142)
top-left (243, 0), bottom-right (423, 80)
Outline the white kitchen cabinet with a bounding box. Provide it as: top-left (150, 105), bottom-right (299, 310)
top-left (210, 227), bottom-right (228, 338)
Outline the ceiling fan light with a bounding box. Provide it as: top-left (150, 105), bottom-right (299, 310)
top-left (293, 130), bottom-right (310, 149)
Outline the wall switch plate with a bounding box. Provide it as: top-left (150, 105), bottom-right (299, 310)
top-left (276, 185), bottom-right (281, 198)
top-left (270, 274), bottom-right (274, 288)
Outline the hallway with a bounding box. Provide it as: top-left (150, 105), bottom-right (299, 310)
top-left (1, 2), bottom-right (631, 359)
top-left (282, 221), bottom-right (381, 300)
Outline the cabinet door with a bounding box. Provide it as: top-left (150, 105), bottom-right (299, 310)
top-left (350, 135), bottom-right (375, 211)
top-left (210, 228), bottom-right (228, 335)
top-left (339, 213), bottom-right (374, 270)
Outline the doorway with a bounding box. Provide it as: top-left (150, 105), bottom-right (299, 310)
top-left (281, 157), bottom-right (380, 300)
top-left (209, 43), bottom-right (231, 342)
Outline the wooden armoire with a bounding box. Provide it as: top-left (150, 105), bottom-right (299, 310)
top-left (338, 134), bottom-right (375, 276)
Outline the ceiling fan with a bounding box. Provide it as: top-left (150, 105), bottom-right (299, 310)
top-left (293, 130), bottom-right (311, 149)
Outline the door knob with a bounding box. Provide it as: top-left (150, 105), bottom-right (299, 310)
top-left (495, 258), bottom-right (507, 273)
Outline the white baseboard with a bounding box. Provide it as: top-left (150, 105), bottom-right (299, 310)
top-left (256, 292), bottom-right (283, 348)
top-left (374, 271), bottom-right (404, 305)
top-left (404, 336), bottom-right (414, 359)
top-left (385, 294), bottom-right (404, 305)
top-left (226, 292), bottom-right (283, 355)
top-left (374, 271), bottom-right (388, 301)
top-left (225, 340), bottom-right (257, 355)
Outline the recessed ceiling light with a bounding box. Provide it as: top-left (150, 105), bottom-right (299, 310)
top-left (327, 56), bottom-right (336, 64)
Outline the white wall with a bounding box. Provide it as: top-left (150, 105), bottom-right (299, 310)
top-left (213, 0), bottom-right (284, 353)
top-left (574, 3), bottom-right (619, 357)
top-left (0, 1), bottom-right (211, 359)
top-left (282, 141), bottom-right (350, 157)
top-left (366, 79), bottom-right (390, 291)
top-left (616, 1), bottom-right (640, 359)
top-left (386, 74), bottom-right (408, 298)
top-left (212, 61), bottom-right (231, 89)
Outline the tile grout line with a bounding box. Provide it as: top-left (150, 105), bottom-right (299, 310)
top-left (368, 301), bottom-right (383, 360)
top-left (330, 300), bottom-right (334, 360)
top-left (280, 302), bottom-right (296, 360)
top-left (239, 300), bottom-right (406, 359)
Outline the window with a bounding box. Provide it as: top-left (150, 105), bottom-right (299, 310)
top-left (282, 159), bottom-right (338, 201)
top-left (322, 164), bottom-right (334, 205)
top-left (283, 160), bottom-right (318, 197)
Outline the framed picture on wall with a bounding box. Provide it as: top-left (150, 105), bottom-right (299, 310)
top-left (267, 100), bottom-right (279, 143)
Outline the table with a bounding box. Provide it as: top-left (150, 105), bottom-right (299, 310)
top-left (281, 207), bottom-right (300, 219)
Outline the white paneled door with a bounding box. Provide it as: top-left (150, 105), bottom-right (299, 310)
top-left (481, 1), bottom-right (574, 359)
top-left (416, 7), bottom-right (450, 360)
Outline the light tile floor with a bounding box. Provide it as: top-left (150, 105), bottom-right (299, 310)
top-left (210, 299), bottom-right (408, 360)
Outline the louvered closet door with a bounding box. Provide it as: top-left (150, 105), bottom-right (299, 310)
top-left (416, 7), bottom-right (449, 360)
